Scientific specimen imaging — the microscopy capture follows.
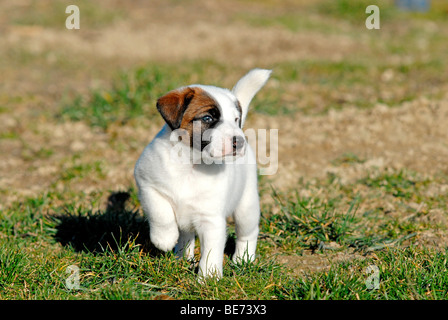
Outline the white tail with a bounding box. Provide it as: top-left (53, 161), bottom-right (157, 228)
top-left (232, 68), bottom-right (272, 126)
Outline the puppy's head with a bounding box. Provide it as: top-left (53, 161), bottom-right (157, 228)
top-left (156, 69), bottom-right (271, 162)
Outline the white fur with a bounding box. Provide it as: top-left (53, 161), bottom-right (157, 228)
top-left (134, 68), bottom-right (271, 279)
top-left (232, 68), bottom-right (272, 126)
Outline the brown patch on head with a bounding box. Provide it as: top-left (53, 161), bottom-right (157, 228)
top-left (178, 89), bottom-right (218, 128)
top-left (156, 87), bottom-right (221, 149)
top-left (180, 88), bottom-right (221, 150)
top-left (156, 87), bottom-right (196, 130)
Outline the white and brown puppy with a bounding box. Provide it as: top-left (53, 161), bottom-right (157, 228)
top-left (134, 68), bottom-right (271, 279)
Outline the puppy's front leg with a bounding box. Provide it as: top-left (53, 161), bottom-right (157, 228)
top-left (138, 187), bottom-right (179, 252)
top-left (197, 218), bottom-right (227, 279)
top-left (232, 186), bottom-right (260, 264)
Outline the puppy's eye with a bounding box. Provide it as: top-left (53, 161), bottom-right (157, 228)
top-left (202, 115), bottom-right (213, 123)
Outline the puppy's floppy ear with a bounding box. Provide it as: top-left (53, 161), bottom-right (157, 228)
top-left (232, 68), bottom-right (272, 126)
top-left (156, 87), bottom-right (195, 130)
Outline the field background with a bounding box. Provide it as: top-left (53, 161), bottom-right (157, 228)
top-left (1, 0), bottom-right (448, 299)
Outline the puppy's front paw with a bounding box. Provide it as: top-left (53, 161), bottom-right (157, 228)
top-left (197, 266), bottom-right (223, 283)
top-left (232, 240), bottom-right (257, 264)
top-left (150, 224), bottom-right (179, 251)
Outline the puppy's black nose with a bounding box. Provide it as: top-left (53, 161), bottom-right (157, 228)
top-left (232, 135), bottom-right (245, 151)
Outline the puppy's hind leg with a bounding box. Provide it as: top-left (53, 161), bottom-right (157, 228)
top-left (138, 187), bottom-right (179, 252)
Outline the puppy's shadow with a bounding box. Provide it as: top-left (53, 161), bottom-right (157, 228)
top-left (52, 191), bottom-right (161, 256)
top-left (52, 191), bottom-right (238, 259)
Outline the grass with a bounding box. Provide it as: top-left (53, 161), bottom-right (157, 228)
top-left (59, 157), bottom-right (106, 183)
top-left (290, 246), bottom-right (448, 299)
top-left (260, 190), bottom-right (359, 252)
top-left (1, 165), bottom-right (447, 300)
top-left (359, 169), bottom-right (428, 200)
top-left (3, 0), bottom-right (448, 301)
top-left (331, 152), bottom-right (366, 166)
top-left (4, 231), bottom-right (447, 300)
top-left (274, 57), bottom-right (448, 114)
top-left (0, 190), bottom-right (297, 300)
top-left (58, 4), bottom-right (448, 123)
top-left (59, 66), bottom-right (170, 130)
top-left (10, 0), bottom-right (122, 29)
top-left (59, 55), bottom-right (448, 126)
top-left (260, 182), bottom-right (423, 255)
top-left (58, 61), bottom-right (286, 129)
top-left (315, 0), bottom-right (398, 24)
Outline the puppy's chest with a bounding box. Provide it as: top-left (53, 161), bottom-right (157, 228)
top-left (163, 165), bottom-right (240, 216)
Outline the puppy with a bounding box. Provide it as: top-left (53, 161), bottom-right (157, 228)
top-left (134, 68), bottom-right (271, 279)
